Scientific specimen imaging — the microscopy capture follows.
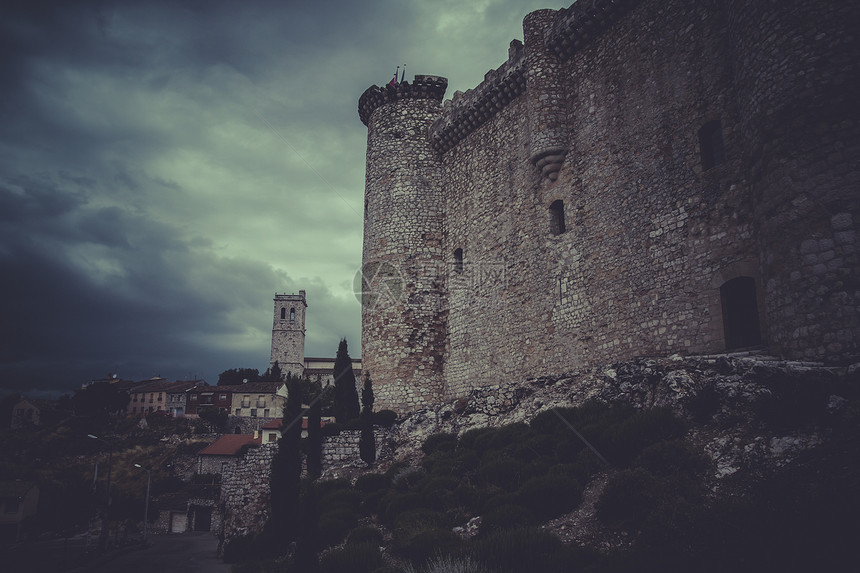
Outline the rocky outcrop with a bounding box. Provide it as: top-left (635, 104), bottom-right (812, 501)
top-left (375, 352), bottom-right (857, 480)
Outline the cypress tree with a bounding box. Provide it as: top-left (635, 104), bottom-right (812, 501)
top-left (269, 374), bottom-right (303, 545)
top-left (306, 379), bottom-right (323, 480)
top-left (332, 338), bottom-right (360, 423)
top-left (359, 372), bottom-right (376, 465)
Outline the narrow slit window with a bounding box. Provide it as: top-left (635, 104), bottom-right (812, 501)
top-left (453, 248), bottom-right (464, 274)
top-left (699, 120), bottom-right (725, 170)
top-left (280, 308), bottom-right (286, 320)
top-left (550, 200), bottom-right (566, 235)
top-left (289, 308), bottom-right (296, 322)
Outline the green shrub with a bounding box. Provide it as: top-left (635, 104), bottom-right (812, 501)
top-left (391, 466), bottom-right (426, 490)
top-left (481, 502), bottom-right (536, 532)
top-left (596, 468), bottom-right (660, 529)
top-left (422, 450), bottom-right (460, 476)
top-left (392, 508), bottom-right (446, 541)
top-left (396, 528), bottom-right (461, 566)
top-left (230, 559), bottom-right (284, 573)
top-left (385, 461), bottom-right (410, 480)
top-left (317, 512), bottom-right (356, 548)
top-left (374, 409), bottom-right (398, 428)
top-left (487, 423), bottom-right (531, 451)
top-left (317, 477), bottom-right (352, 496)
top-left (517, 474), bottom-right (582, 520)
top-left (634, 439), bottom-right (709, 476)
top-left (356, 472), bottom-right (390, 494)
top-left (476, 456), bottom-right (522, 491)
top-left (470, 527), bottom-right (567, 573)
top-left (319, 542), bottom-right (383, 573)
top-left (380, 492), bottom-right (428, 524)
top-left (319, 488), bottom-right (363, 514)
top-left (403, 555), bottom-right (487, 573)
top-left (347, 526), bottom-right (384, 547)
top-left (421, 475), bottom-right (460, 497)
top-left (457, 427), bottom-right (497, 451)
top-left (423, 432), bottom-right (458, 455)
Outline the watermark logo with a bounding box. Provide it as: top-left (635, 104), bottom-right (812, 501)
top-left (353, 261), bottom-right (405, 310)
top-left (354, 259), bottom-right (507, 310)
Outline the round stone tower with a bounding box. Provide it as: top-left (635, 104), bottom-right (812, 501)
top-left (358, 75), bottom-right (449, 413)
top-left (726, 0), bottom-right (860, 363)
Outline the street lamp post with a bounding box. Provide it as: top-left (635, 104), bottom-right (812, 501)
top-left (134, 464), bottom-right (151, 544)
top-left (88, 434), bottom-right (113, 551)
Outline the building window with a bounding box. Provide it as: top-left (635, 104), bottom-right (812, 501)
top-left (264, 409), bottom-right (270, 418)
top-left (720, 276), bottom-right (762, 350)
top-left (219, 394), bottom-right (227, 401)
top-left (699, 119), bottom-right (725, 170)
top-left (158, 393), bottom-right (163, 402)
top-left (453, 248), bottom-right (464, 274)
top-left (268, 433), bottom-right (277, 443)
top-left (290, 308), bottom-right (296, 322)
top-left (281, 307), bottom-right (286, 320)
top-left (190, 395), bottom-right (197, 401)
top-left (550, 200), bottom-right (566, 235)
top-left (235, 408), bottom-right (240, 415)
top-left (251, 409), bottom-right (258, 418)
top-left (133, 395), bottom-right (138, 402)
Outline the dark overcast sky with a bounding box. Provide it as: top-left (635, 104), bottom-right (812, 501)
top-left (0, 0), bottom-right (557, 397)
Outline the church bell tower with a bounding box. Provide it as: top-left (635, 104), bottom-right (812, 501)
top-left (270, 290), bottom-right (306, 378)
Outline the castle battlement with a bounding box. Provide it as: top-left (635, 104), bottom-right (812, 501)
top-left (429, 41), bottom-right (525, 155)
top-left (546, 0), bottom-right (638, 60)
top-left (358, 74), bottom-right (448, 126)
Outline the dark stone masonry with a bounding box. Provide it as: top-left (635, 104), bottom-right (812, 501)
top-left (359, 0), bottom-right (860, 413)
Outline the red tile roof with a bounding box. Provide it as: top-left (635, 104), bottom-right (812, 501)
top-left (197, 434), bottom-right (262, 456)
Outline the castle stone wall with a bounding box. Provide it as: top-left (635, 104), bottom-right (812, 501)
top-left (360, 0), bottom-right (860, 413)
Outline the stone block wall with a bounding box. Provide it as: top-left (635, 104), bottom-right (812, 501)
top-left (220, 443), bottom-right (276, 539)
top-left (359, 0), bottom-right (860, 413)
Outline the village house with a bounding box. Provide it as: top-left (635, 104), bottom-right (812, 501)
top-left (127, 379), bottom-right (207, 416)
top-left (185, 385), bottom-right (232, 417)
top-left (229, 382), bottom-right (288, 419)
top-left (197, 433), bottom-right (263, 475)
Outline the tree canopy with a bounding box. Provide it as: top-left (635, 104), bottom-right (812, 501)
top-left (217, 368), bottom-right (261, 386)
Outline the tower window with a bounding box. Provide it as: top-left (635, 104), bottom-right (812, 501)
top-left (290, 308), bottom-right (296, 322)
top-left (280, 308), bottom-right (286, 320)
top-left (453, 248), bottom-right (464, 274)
top-left (550, 200), bottom-right (566, 235)
top-left (699, 120), bottom-right (725, 170)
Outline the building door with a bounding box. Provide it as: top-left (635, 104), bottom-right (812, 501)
top-left (720, 276), bottom-right (762, 350)
top-left (193, 507), bottom-right (212, 531)
top-left (169, 512), bottom-right (188, 533)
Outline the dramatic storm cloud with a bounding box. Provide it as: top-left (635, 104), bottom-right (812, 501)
top-left (0, 0), bottom-right (555, 396)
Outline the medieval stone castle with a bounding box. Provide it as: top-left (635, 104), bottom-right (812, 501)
top-left (358, 0), bottom-right (859, 414)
